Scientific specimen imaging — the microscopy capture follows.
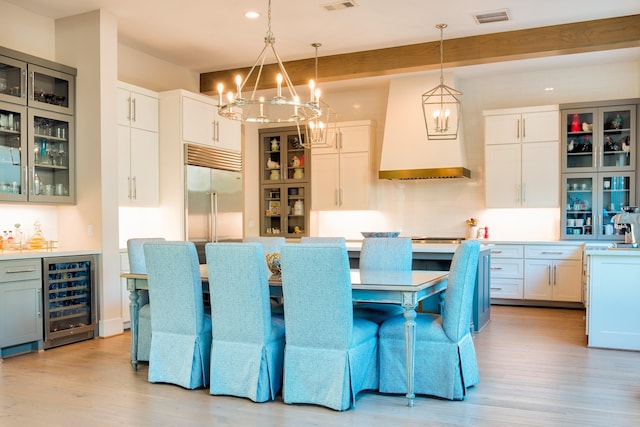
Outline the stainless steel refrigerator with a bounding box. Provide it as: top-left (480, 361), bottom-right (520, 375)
top-left (184, 144), bottom-right (243, 263)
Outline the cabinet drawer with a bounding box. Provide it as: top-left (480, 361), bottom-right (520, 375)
top-left (0, 259), bottom-right (42, 282)
top-left (489, 244), bottom-right (524, 258)
top-left (524, 245), bottom-right (582, 260)
top-left (490, 259), bottom-right (524, 278)
top-left (491, 278), bottom-right (524, 299)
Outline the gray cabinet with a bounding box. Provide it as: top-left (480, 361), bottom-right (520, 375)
top-left (0, 258), bottom-right (43, 358)
top-left (259, 126), bottom-right (311, 237)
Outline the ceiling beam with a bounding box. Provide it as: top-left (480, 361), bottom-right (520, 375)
top-left (200, 14), bottom-right (640, 95)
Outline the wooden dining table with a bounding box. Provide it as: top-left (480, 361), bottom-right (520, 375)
top-left (121, 267), bottom-right (448, 407)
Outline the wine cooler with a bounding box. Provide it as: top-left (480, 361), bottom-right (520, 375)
top-left (42, 255), bottom-right (97, 349)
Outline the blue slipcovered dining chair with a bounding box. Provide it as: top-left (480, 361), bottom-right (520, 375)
top-left (243, 236), bottom-right (286, 313)
top-left (280, 243), bottom-right (379, 411)
top-left (126, 237), bottom-right (165, 362)
top-left (353, 237), bottom-right (412, 324)
top-left (144, 241), bottom-right (212, 389)
top-left (378, 240), bottom-right (481, 400)
top-left (205, 242), bottom-right (285, 402)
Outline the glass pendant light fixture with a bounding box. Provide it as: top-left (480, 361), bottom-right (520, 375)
top-left (422, 24), bottom-right (462, 140)
top-left (216, 0), bottom-right (321, 129)
top-left (302, 42), bottom-right (337, 149)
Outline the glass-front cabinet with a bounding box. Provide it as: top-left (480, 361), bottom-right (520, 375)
top-left (0, 101), bottom-right (26, 201)
top-left (29, 110), bottom-right (74, 202)
top-left (259, 126), bottom-right (311, 237)
top-left (562, 173), bottom-right (635, 240)
top-left (0, 48), bottom-right (76, 204)
top-left (562, 105), bottom-right (636, 172)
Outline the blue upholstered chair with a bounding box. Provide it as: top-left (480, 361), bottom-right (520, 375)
top-left (205, 242), bottom-right (285, 402)
top-left (243, 236), bottom-right (286, 313)
top-left (300, 236), bottom-right (346, 245)
top-left (378, 240), bottom-right (481, 400)
top-left (280, 243), bottom-right (379, 411)
top-left (126, 237), bottom-right (165, 362)
top-left (144, 241), bottom-right (212, 389)
top-left (353, 237), bottom-right (412, 323)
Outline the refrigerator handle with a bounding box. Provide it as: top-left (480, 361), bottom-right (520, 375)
top-left (210, 192), bottom-right (218, 242)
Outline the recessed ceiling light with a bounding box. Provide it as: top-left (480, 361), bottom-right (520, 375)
top-left (245, 11), bottom-right (260, 19)
top-left (544, 87), bottom-right (555, 91)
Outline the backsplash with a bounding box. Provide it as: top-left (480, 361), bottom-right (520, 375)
top-left (0, 205), bottom-right (58, 244)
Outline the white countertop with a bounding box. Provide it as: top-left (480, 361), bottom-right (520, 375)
top-left (586, 248), bottom-right (640, 257)
top-left (345, 241), bottom-right (493, 254)
top-left (0, 248), bottom-right (101, 261)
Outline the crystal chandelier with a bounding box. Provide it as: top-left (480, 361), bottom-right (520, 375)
top-left (216, 0), bottom-right (321, 129)
top-left (302, 43), bottom-right (337, 149)
top-left (422, 24), bottom-right (462, 140)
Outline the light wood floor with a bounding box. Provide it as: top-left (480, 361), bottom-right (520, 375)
top-left (1, 306), bottom-right (639, 426)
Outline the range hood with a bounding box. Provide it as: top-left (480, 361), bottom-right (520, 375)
top-left (379, 73), bottom-right (470, 180)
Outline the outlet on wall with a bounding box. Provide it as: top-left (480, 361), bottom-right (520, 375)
top-left (87, 224), bottom-right (93, 236)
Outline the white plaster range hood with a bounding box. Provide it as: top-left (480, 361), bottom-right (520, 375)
top-left (379, 73), bottom-right (470, 180)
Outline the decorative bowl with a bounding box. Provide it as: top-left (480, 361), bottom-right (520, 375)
top-left (265, 252), bottom-right (281, 275)
top-left (361, 231), bottom-right (400, 238)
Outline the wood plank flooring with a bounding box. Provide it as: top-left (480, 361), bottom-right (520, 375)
top-left (1, 306), bottom-right (639, 426)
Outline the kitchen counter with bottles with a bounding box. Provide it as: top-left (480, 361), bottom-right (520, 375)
top-left (0, 247), bottom-right (101, 260)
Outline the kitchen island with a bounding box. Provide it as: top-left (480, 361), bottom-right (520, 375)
top-left (586, 248), bottom-right (640, 351)
top-left (346, 241), bottom-right (492, 333)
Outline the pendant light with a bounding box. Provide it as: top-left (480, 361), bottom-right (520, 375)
top-left (302, 43), bottom-right (337, 149)
top-left (216, 0), bottom-right (321, 129)
top-left (422, 24), bottom-right (462, 140)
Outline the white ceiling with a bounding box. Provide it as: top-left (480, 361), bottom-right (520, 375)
top-left (6, 0), bottom-right (640, 76)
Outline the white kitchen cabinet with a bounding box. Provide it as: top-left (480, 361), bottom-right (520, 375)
top-left (489, 244), bottom-right (524, 300)
top-left (117, 82), bottom-right (159, 206)
top-left (181, 92), bottom-right (240, 152)
top-left (117, 82), bottom-right (158, 132)
top-left (311, 120), bottom-right (375, 210)
top-left (484, 106), bottom-right (560, 208)
top-left (523, 245), bottom-right (583, 302)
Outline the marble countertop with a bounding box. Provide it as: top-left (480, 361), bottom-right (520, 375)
top-left (345, 241), bottom-right (493, 253)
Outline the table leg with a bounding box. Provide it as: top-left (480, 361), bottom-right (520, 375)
top-left (402, 291), bottom-right (418, 407)
top-left (127, 278), bottom-right (140, 370)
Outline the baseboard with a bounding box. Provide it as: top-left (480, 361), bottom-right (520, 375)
top-left (99, 317), bottom-right (125, 337)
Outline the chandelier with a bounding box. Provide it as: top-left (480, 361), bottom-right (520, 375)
top-left (216, 0), bottom-right (321, 129)
top-left (422, 24), bottom-right (462, 140)
top-left (302, 43), bottom-right (337, 149)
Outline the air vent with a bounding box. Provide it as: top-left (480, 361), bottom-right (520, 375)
top-left (473, 9), bottom-right (510, 24)
top-left (323, 1), bottom-right (358, 11)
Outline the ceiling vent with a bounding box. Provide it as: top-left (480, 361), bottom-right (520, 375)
top-left (323, 1), bottom-right (358, 12)
top-left (473, 9), bottom-right (510, 24)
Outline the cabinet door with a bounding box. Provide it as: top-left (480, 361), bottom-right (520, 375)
top-left (562, 108), bottom-right (596, 172)
top-left (29, 109), bottom-right (75, 203)
top-left (129, 128), bottom-right (159, 205)
top-left (28, 64), bottom-right (74, 115)
top-left (182, 96), bottom-right (214, 146)
top-left (0, 54), bottom-right (26, 106)
top-left (524, 259), bottom-right (553, 300)
top-left (553, 260), bottom-right (582, 302)
top-left (340, 151), bottom-right (370, 210)
top-left (0, 101), bottom-right (28, 202)
top-left (0, 280), bottom-right (43, 348)
top-left (485, 144), bottom-right (521, 208)
top-left (521, 111), bottom-right (559, 143)
top-left (485, 114), bottom-right (520, 144)
top-left (338, 125), bottom-right (370, 153)
top-left (311, 153), bottom-right (340, 209)
top-left (599, 105), bottom-right (635, 172)
top-left (214, 108), bottom-right (241, 152)
top-left (117, 126), bottom-right (159, 206)
top-left (521, 141), bottom-right (559, 207)
top-left (130, 92), bottom-right (158, 132)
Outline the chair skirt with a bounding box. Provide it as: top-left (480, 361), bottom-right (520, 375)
top-left (379, 313), bottom-right (479, 400)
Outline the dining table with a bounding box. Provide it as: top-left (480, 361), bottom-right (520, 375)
top-left (121, 267), bottom-right (448, 407)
